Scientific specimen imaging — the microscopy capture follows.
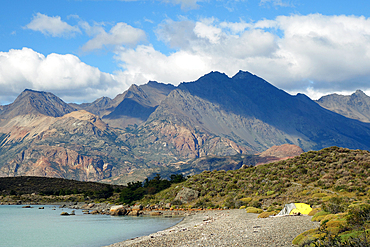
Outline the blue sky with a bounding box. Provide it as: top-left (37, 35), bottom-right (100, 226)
top-left (1, 0), bottom-right (370, 104)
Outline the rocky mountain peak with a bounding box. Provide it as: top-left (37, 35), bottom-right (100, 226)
top-left (232, 70), bottom-right (255, 80)
top-left (316, 90), bottom-right (370, 123)
top-left (0, 89), bottom-right (76, 121)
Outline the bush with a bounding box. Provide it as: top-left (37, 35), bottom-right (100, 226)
top-left (322, 197), bottom-right (349, 214)
top-left (266, 191), bottom-right (275, 196)
top-left (308, 208), bottom-right (322, 216)
top-left (246, 207), bottom-right (263, 214)
top-left (240, 197), bottom-right (252, 203)
top-left (251, 201), bottom-right (262, 208)
top-left (312, 193), bottom-right (327, 198)
top-left (258, 211), bottom-right (277, 218)
top-left (347, 204), bottom-right (370, 228)
top-left (312, 211), bottom-right (331, 222)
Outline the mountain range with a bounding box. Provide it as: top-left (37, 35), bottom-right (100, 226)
top-left (1, 70), bottom-right (370, 184)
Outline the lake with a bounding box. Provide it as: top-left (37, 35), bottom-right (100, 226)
top-left (0, 205), bottom-right (183, 247)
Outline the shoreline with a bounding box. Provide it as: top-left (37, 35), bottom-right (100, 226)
top-left (105, 209), bottom-right (320, 247)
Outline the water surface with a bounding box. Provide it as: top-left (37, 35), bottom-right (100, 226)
top-left (0, 205), bottom-right (182, 247)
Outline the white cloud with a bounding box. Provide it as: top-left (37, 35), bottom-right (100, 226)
top-left (113, 14), bottom-right (370, 100)
top-left (6, 14), bottom-right (370, 104)
top-left (0, 48), bottom-right (121, 103)
top-left (25, 13), bottom-right (80, 37)
top-left (82, 22), bottom-right (147, 52)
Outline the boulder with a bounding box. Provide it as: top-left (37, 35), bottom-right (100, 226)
top-left (110, 205), bottom-right (127, 216)
top-left (174, 187), bottom-right (199, 203)
top-left (60, 212), bottom-right (69, 216)
top-left (128, 210), bottom-right (140, 216)
top-left (132, 204), bottom-right (143, 211)
top-left (150, 212), bottom-right (163, 216)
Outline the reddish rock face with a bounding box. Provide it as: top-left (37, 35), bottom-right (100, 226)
top-left (255, 144), bottom-right (304, 166)
top-left (0, 145), bottom-right (111, 181)
top-left (259, 144), bottom-right (304, 158)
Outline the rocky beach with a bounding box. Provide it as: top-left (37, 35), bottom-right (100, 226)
top-left (106, 209), bottom-right (320, 247)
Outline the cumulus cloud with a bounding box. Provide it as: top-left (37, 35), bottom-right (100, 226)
top-left (25, 13), bottom-right (80, 37)
top-left (6, 14), bottom-right (370, 104)
top-left (82, 22), bottom-right (146, 52)
top-left (113, 14), bottom-right (370, 99)
top-left (0, 48), bottom-right (122, 103)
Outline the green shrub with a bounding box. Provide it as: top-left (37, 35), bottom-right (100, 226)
top-left (251, 200), bottom-right (262, 208)
top-left (246, 207), bottom-right (263, 214)
top-left (308, 208), bottom-right (321, 216)
top-left (346, 204), bottom-right (370, 228)
top-left (258, 211), bottom-right (277, 218)
top-left (312, 211), bottom-right (330, 222)
top-left (312, 193), bottom-right (327, 198)
top-left (266, 191), bottom-right (275, 196)
top-left (240, 197), bottom-right (252, 203)
top-left (322, 197), bottom-right (349, 214)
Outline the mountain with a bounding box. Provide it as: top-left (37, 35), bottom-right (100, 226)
top-left (136, 71), bottom-right (370, 154)
top-left (1, 71), bottom-right (370, 185)
top-left (70, 96), bottom-right (113, 117)
top-left (316, 90), bottom-right (370, 123)
top-left (71, 81), bottom-right (175, 129)
top-left (0, 89), bottom-right (76, 122)
top-left (102, 81), bottom-right (175, 129)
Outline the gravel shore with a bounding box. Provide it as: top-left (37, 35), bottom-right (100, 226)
top-left (106, 209), bottom-right (320, 247)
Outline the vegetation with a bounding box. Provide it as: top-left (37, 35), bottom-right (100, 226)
top-left (119, 174), bottom-right (186, 204)
top-left (138, 147), bottom-right (370, 210)
top-left (0, 176), bottom-right (124, 198)
top-left (293, 204), bottom-right (370, 246)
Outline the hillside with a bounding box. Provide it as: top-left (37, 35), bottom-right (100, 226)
top-left (141, 146), bottom-right (370, 210)
top-left (316, 90), bottom-right (370, 123)
top-left (0, 176), bottom-right (124, 196)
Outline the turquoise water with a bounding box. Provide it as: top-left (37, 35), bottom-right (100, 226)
top-left (0, 205), bottom-right (182, 247)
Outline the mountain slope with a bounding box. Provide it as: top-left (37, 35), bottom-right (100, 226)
top-left (70, 96), bottom-right (113, 117)
top-left (0, 89), bottom-right (76, 122)
top-left (71, 81), bottom-right (175, 129)
top-left (316, 90), bottom-right (370, 123)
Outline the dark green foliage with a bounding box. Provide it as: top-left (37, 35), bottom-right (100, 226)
top-left (0, 176), bottom-right (124, 198)
top-left (323, 197), bottom-right (349, 214)
top-left (347, 204), bottom-right (370, 229)
top-left (300, 221), bottom-right (370, 247)
top-left (119, 173), bottom-right (187, 204)
top-left (170, 174), bottom-right (187, 183)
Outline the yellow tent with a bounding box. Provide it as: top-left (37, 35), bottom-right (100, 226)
top-left (289, 203), bottom-right (312, 215)
top-left (276, 203), bottom-right (312, 216)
